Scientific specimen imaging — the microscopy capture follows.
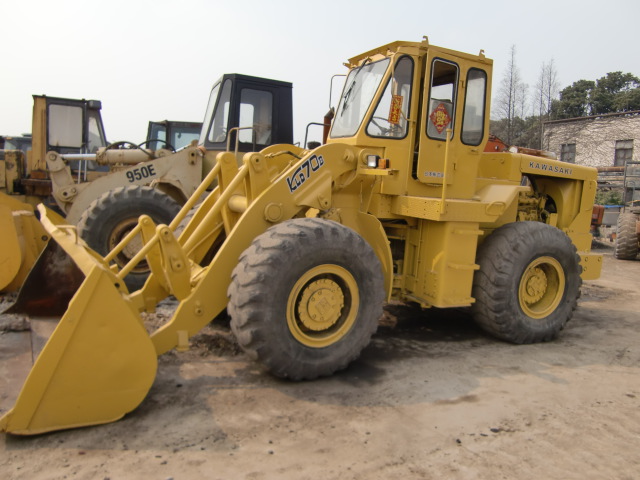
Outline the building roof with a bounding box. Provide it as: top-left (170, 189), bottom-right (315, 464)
top-left (544, 110), bottom-right (640, 126)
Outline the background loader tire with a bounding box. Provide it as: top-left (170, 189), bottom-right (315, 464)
top-left (228, 218), bottom-right (385, 380)
top-left (77, 186), bottom-right (181, 291)
top-left (614, 213), bottom-right (639, 260)
top-left (471, 222), bottom-right (582, 344)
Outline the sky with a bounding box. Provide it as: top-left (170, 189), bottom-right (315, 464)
top-left (2, 0), bottom-right (639, 146)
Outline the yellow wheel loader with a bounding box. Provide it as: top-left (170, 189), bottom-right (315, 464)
top-left (1, 95), bottom-right (108, 290)
top-left (1, 75), bottom-right (293, 291)
top-left (1, 37), bottom-right (602, 435)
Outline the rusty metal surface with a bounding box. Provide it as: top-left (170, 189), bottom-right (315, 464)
top-left (7, 241), bottom-right (84, 317)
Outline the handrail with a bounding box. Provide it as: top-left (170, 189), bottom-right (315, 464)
top-left (303, 122), bottom-right (331, 150)
top-left (440, 128), bottom-right (453, 213)
top-left (226, 126), bottom-right (256, 155)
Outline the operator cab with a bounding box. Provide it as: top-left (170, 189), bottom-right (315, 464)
top-left (146, 120), bottom-right (202, 151)
top-left (199, 74), bottom-right (293, 153)
top-left (23, 95), bottom-right (109, 193)
top-left (37, 96), bottom-right (108, 156)
top-left (328, 40), bottom-right (491, 198)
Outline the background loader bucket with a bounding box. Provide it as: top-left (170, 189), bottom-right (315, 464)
top-left (0, 195), bottom-right (48, 292)
top-left (0, 202), bottom-right (22, 290)
top-left (0, 265), bottom-right (158, 435)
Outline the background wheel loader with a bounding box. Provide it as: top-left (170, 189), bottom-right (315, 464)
top-left (0, 95), bottom-right (197, 290)
top-left (145, 119), bottom-right (202, 151)
top-left (1, 37), bottom-right (602, 435)
top-left (0, 95), bottom-right (108, 291)
top-left (1, 74), bottom-right (294, 291)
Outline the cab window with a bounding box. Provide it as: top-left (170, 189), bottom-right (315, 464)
top-left (426, 59), bottom-right (458, 140)
top-left (147, 123), bottom-right (167, 150)
top-left (170, 125), bottom-right (200, 150)
top-left (239, 88), bottom-right (273, 145)
top-left (461, 68), bottom-right (487, 146)
top-left (366, 56), bottom-right (414, 139)
top-left (87, 110), bottom-right (106, 152)
top-left (48, 104), bottom-right (83, 148)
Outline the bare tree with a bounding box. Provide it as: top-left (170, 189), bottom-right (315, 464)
top-left (543, 59), bottom-right (560, 116)
top-left (534, 59), bottom-right (560, 148)
top-left (516, 79), bottom-right (529, 119)
top-left (495, 45), bottom-right (527, 144)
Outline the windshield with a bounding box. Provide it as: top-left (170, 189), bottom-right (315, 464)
top-left (170, 125), bottom-right (201, 149)
top-left (198, 82), bottom-right (218, 145)
top-left (330, 58), bottom-right (390, 138)
top-left (87, 110), bottom-right (107, 152)
top-left (199, 80), bottom-right (232, 146)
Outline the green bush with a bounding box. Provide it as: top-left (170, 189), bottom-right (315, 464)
top-left (595, 189), bottom-right (623, 205)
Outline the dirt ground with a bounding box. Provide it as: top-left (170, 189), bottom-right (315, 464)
top-left (0, 243), bottom-right (638, 480)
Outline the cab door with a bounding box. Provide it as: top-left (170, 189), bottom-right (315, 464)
top-left (415, 52), bottom-right (490, 200)
top-left (416, 53), bottom-right (461, 186)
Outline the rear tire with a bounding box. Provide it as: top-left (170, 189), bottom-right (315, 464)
top-left (228, 218), bottom-right (385, 380)
top-left (77, 186), bottom-right (181, 291)
top-left (614, 212), bottom-right (639, 260)
top-left (471, 222), bottom-right (582, 344)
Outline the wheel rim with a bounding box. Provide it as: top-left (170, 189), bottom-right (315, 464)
top-left (518, 256), bottom-right (565, 319)
top-left (287, 264), bottom-right (359, 348)
top-left (108, 217), bottom-right (148, 273)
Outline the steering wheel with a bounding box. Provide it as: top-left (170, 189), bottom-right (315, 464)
top-left (104, 141), bottom-right (140, 150)
top-left (370, 117), bottom-right (393, 136)
top-left (104, 140), bottom-right (154, 158)
top-left (137, 139), bottom-right (176, 152)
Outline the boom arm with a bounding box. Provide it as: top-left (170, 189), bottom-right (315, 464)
top-left (143, 143), bottom-right (383, 353)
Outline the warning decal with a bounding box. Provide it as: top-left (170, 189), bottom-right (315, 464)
top-left (388, 95), bottom-right (403, 125)
top-left (429, 103), bottom-right (452, 133)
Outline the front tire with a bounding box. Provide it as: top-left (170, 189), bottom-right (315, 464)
top-left (228, 218), bottom-right (385, 380)
top-left (471, 222), bottom-right (582, 344)
top-left (77, 186), bottom-right (181, 291)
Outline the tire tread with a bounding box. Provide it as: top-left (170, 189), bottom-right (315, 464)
top-left (614, 213), bottom-right (639, 260)
top-left (228, 218), bottom-right (385, 380)
top-left (471, 222), bottom-right (582, 344)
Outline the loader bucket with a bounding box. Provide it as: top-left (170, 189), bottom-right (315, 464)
top-left (0, 206), bottom-right (158, 435)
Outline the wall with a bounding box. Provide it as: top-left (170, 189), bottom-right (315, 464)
top-left (543, 112), bottom-right (640, 167)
